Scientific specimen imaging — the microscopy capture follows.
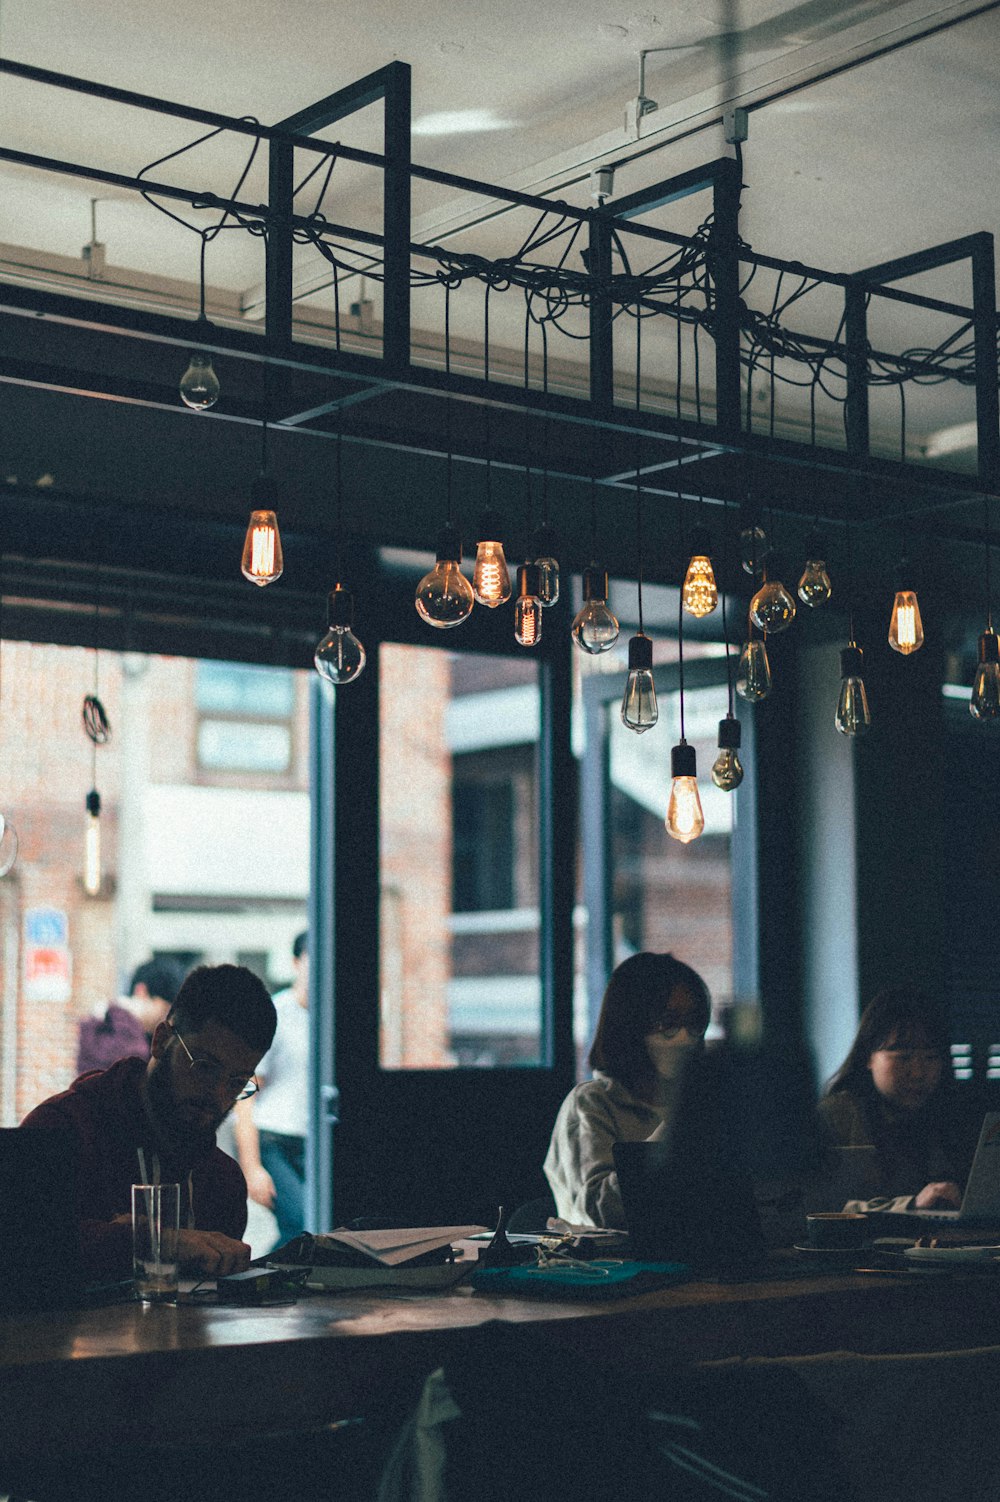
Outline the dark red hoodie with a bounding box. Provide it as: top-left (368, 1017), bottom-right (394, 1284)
top-left (21, 1057), bottom-right (248, 1279)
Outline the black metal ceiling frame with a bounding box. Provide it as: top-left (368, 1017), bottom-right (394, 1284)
top-left (0, 56), bottom-right (997, 542)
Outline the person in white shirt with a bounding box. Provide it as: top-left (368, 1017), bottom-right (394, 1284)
top-left (543, 952), bottom-right (711, 1228)
top-left (233, 932), bottom-right (309, 1245)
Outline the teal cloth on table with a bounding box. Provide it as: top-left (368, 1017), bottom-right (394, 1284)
top-left (470, 1259), bottom-right (691, 1300)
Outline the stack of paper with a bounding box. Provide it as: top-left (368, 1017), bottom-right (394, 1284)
top-left (277, 1225), bottom-right (490, 1291)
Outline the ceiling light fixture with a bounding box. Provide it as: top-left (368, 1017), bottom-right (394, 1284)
top-left (314, 420), bottom-right (366, 686)
top-left (416, 283), bottom-right (473, 628)
top-left (241, 369), bottom-right (283, 587)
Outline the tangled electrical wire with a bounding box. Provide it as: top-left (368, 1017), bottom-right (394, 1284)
top-left (135, 123), bottom-right (998, 417)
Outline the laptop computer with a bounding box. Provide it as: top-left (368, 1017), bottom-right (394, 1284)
top-left (612, 1049), bottom-right (766, 1278)
top-left (892, 1111), bottom-right (1000, 1227)
top-left (0, 1127), bottom-right (85, 1311)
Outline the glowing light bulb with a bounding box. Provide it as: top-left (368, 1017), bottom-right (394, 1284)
top-left (514, 564), bottom-right (543, 646)
top-left (241, 509), bottom-right (283, 586)
top-left (472, 511), bottom-right (512, 607)
top-left (178, 351), bottom-right (220, 411)
top-left (750, 569), bottom-right (796, 634)
top-left (571, 567), bottom-right (620, 654)
top-left (415, 525), bottom-right (475, 629)
top-left (665, 741), bottom-right (704, 844)
top-left (620, 633), bottom-right (657, 733)
top-left (888, 589), bottom-right (924, 655)
top-left (83, 789), bottom-right (102, 897)
top-left (682, 527), bottom-right (718, 618)
top-left (798, 532), bottom-right (832, 607)
top-left (711, 715), bottom-right (744, 791)
top-left (835, 643), bottom-right (872, 736)
top-left (532, 523), bottom-right (560, 607)
top-left (314, 585), bottom-right (366, 685)
top-left (970, 628), bottom-right (1000, 720)
top-left (740, 523), bottom-right (768, 575)
top-left (0, 812), bottom-right (19, 878)
top-left (736, 638), bottom-right (772, 701)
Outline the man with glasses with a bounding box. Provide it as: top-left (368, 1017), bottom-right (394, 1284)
top-left (21, 964), bottom-right (277, 1280)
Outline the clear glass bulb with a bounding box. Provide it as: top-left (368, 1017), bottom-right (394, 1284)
top-left (0, 813), bottom-right (18, 878)
top-left (179, 352), bottom-right (220, 411)
top-left (415, 559), bottom-right (474, 629)
top-left (740, 524), bottom-right (768, 575)
top-left (735, 639), bottom-right (772, 701)
top-left (83, 791), bottom-right (101, 896)
top-left (682, 555), bottom-right (718, 618)
top-left (241, 510), bottom-right (283, 586)
top-left (798, 558), bottom-right (832, 607)
top-left (572, 600), bottom-right (618, 653)
top-left (535, 555), bottom-right (560, 607)
top-left (888, 590), bottom-right (924, 655)
top-left (711, 746), bottom-right (743, 791)
top-left (750, 578), bottom-right (796, 634)
top-left (472, 540), bottom-right (512, 607)
top-left (515, 595), bottom-right (543, 647)
top-left (836, 677), bottom-right (871, 736)
top-left (621, 669), bottom-right (657, 732)
top-left (970, 629), bottom-right (1000, 720)
top-left (666, 777), bottom-right (705, 843)
top-left (315, 627), bottom-right (366, 685)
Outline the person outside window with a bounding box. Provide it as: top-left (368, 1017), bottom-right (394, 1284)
top-left (76, 957), bottom-right (185, 1076)
top-left (233, 931), bottom-right (309, 1246)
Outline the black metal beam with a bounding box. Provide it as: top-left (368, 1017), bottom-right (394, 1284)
top-left (382, 63), bottom-right (412, 372)
top-left (971, 234), bottom-right (1000, 492)
top-left (607, 157), bottom-right (737, 220)
top-left (711, 156), bottom-right (743, 440)
top-left (856, 233), bottom-right (993, 285)
top-left (844, 284), bottom-right (870, 458)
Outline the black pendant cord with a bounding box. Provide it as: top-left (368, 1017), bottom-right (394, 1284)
top-left (445, 282), bottom-right (454, 526)
top-left (675, 294), bottom-right (684, 543)
top-left (678, 578), bottom-right (687, 744)
top-left (985, 493), bottom-right (993, 631)
top-left (847, 520), bottom-right (856, 645)
top-left (541, 319), bottom-right (550, 528)
top-left (198, 233), bottom-right (208, 324)
top-left (721, 498), bottom-right (734, 718)
top-left (588, 420), bottom-right (599, 567)
top-left (635, 304), bottom-right (645, 637)
top-left (484, 285), bottom-right (493, 510)
top-left (523, 301), bottom-right (533, 542)
top-left (334, 411), bottom-right (344, 585)
top-left (693, 320), bottom-right (705, 523)
top-left (260, 356), bottom-right (270, 476)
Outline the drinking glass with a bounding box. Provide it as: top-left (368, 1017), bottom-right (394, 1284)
top-left (131, 1182), bottom-right (180, 1303)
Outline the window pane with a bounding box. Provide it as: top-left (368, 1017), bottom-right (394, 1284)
top-left (196, 660), bottom-right (295, 717)
top-left (197, 719), bottom-right (292, 772)
top-left (379, 645), bottom-right (541, 1069)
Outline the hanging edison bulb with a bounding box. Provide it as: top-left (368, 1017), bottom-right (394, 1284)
top-left (798, 531), bottom-right (832, 607)
top-left (681, 526), bottom-right (718, 619)
top-left (740, 520), bottom-right (768, 575)
top-left (82, 789), bottom-right (102, 897)
top-left (0, 812), bottom-right (19, 878)
top-left (835, 643), bottom-right (872, 736)
top-left (970, 627), bottom-right (1000, 719)
top-left (711, 715), bottom-right (744, 791)
top-left (750, 562), bottom-right (796, 634)
top-left (241, 476), bottom-right (283, 587)
top-left (532, 522), bottom-right (560, 607)
top-left (665, 741), bottom-right (704, 844)
top-left (179, 351), bottom-right (220, 411)
top-left (314, 585), bottom-right (366, 685)
top-left (415, 525), bottom-right (475, 628)
top-left (571, 567), bottom-right (620, 654)
top-left (472, 511), bottom-right (512, 608)
top-left (514, 564), bottom-right (543, 646)
top-left (621, 633), bottom-right (657, 733)
top-left (736, 636), bottom-right (772, 701)
top-left (888, 588), bottom-right (924, 655)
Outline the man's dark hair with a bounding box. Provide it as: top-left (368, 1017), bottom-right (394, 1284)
top-left (589, 952), bottom-right (712, 1100)
top-left (292, 930), bottom-right (308, 961)
top-left (167, 964), bottom-right (277, 1054)
top-left (129, 957), bottom-right (185, 1006)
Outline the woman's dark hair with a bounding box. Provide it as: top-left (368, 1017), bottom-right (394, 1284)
top-left (588, 952), bottom-right (711, 1099)
top-left (825, 986), bottom-right (952, 1098)
top-left (167, 964), bottom-right (277, 1055)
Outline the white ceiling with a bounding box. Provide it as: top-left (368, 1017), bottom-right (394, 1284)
top-left (0, 0), bottom-right (996, 460)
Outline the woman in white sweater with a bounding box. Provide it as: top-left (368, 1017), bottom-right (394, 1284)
top-left (543, 952), bottom-right (711, 1227)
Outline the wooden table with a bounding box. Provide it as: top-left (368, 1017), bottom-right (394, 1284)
top-left (3, 1255), bottom-right (1000, 1455)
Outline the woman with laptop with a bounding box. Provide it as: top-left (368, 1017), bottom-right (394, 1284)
top-left (543, 952), bottom-right (711, 1227)
top-left (817, 987), bottom-right (971, 1212)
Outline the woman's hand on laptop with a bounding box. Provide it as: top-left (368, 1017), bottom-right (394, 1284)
top-left (177, 1229), bottom-right (251, 1277)
top-left (914, 1180), bottom-right (961, 1210)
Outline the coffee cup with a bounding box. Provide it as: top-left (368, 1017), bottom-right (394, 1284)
top-left (805, 1211), bottom-right (867, 1250)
